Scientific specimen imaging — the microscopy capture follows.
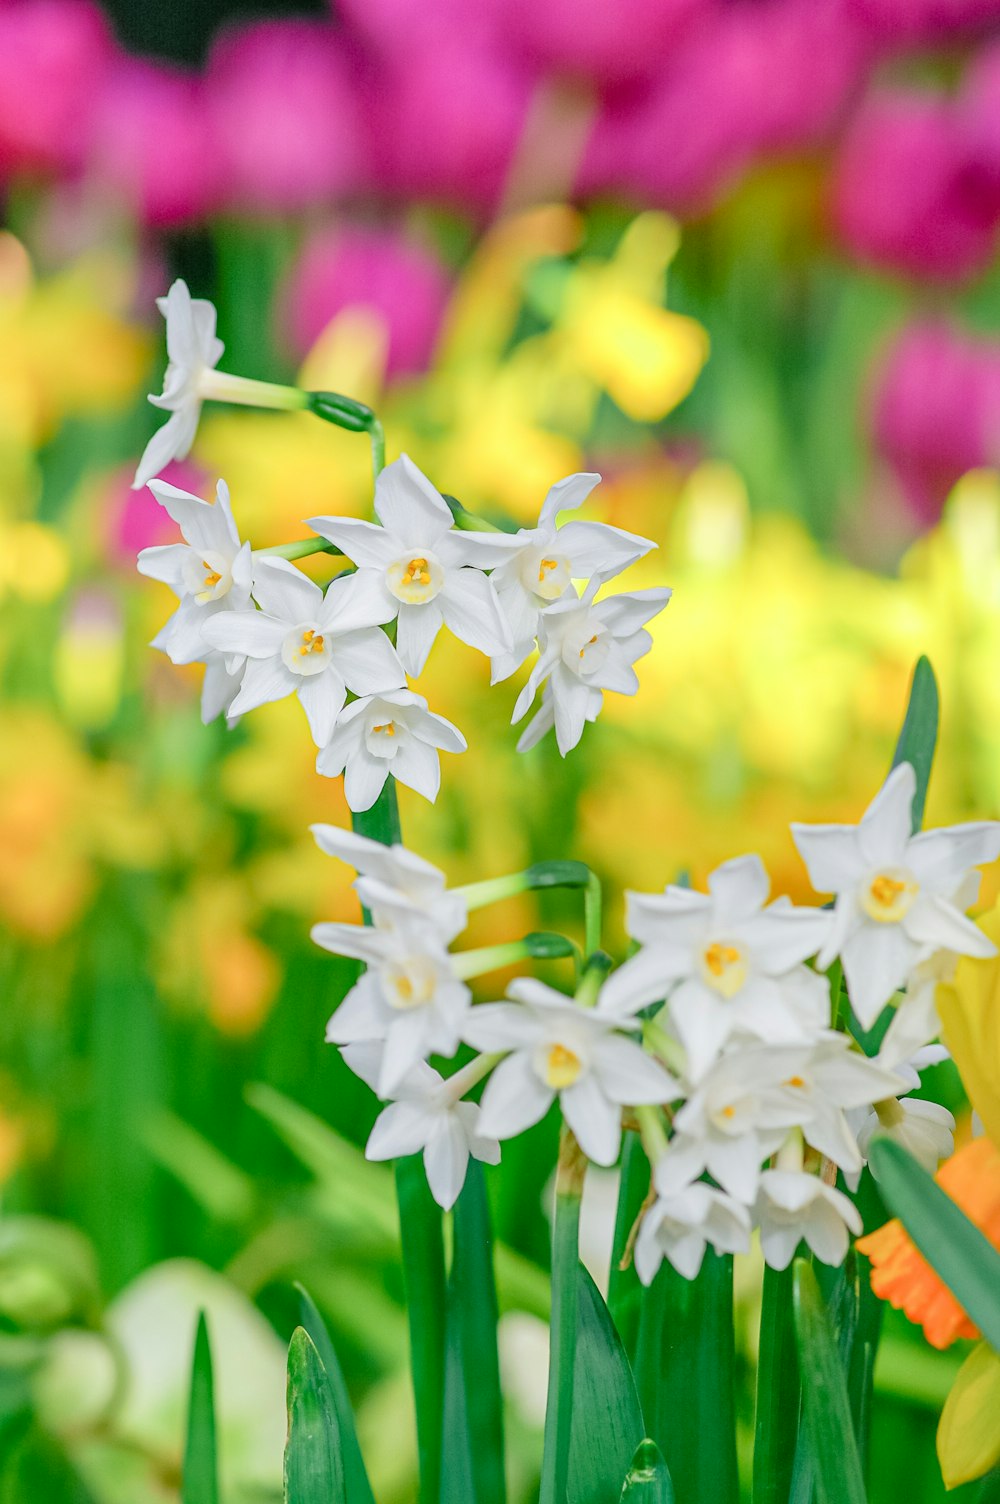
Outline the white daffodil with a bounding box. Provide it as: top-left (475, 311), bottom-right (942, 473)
top-left (315, 914), bottom-right (470, 1095)
top-left (857, 1098), bottom-right (955, 1175)
top-left (634, 1183), bottom-right (751, 1284)
top-left (134, 280), bottom-right (304, 490)
top-left (310, 824), bottom-right (468, 943)
top-left (512, 577), bottom-right (672, 756)
top-left (653, 1044), bottom-right (814, 1204)
top-left (771, 1033), bottom-right (907, 1174)
top-left (600, 855), bottom-right (832, 1082)
top-left (202, 557), bottom-right (404, 748)
top-left (341, 1042), bottom-right (500, 1210)
top-left (754, 1171), bottom-right (862, 1270)
top-left (316, 688), bottom-right (466, 812)
top-left (487, 472), bottom-right (655, 682)
top-left (791, 761), bottom-right (1000, 1028)
top-left (463, 978), bottom-right (679, 1167)
top-left (307, 454), bottom-right (519, 676)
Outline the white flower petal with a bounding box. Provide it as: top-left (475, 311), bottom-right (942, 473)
top-left (396, 601), bottom-right (443, 676)
top-left (477, 1052), bottom-right (553, 1140)
top-left (344, 749), bottom-right (391, 813)
top-left (857, 762), bottom-right (916, 868)
top-left (423, 1117), bottom-right (472, 1210)
top-left (227, 656), bottom-right (293, 716)
top-left (306, 517), bottom-right (398, 570)
top-left (560, 1075), bottom-right (621, 1166)
top-left (366, 1101), bottom-right (432, 1162)
top-left (202, 610), bottom-right (287, 659)
top-left (439, 569), bottom-right (512, 658)
top-left (251, 557), bottom-right (323, 621)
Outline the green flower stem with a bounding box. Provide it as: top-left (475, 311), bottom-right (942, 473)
top-left (198, 371), bottom-right (307, 411)
top-left (753, 1263), bottom-right (800, 1504)
top-left (307, 391), bottom-right (386, 483)
top-left (445, 1052), bottom-right (504, 1103)
top-left (584, 871), bottom-right (602, 959)
top-left (451, 932), bottom-right (577, 980)
top-left (540, 1130), bottom-right (586, 1504)
top-left (641, 1018), bottom-right (686, 1075)
top-left (634, 1104), bottom-right (669, 1164)
top-left (453, 860), bottom-right (592, 911)
top-left (443, 493), bottom-right (518, 534)
top-left (256, 538), bottom-right (344, 562)
top-left (574, 951), bottom-right (612, 1008)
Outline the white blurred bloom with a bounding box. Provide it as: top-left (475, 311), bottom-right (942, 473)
top-left (634, 1183), bottom-right (750, 1284)
top-left (857, 1098), bottom-right (955, 1175)
top-left (203, 557), bottom-right (403, 748)
top-left (791, 762), bottom-right (1000, 1028)
top-left (310, 824), bottom-right (467, 942)
top-left (512, 576), bottom-right (672, 756)
top-left (770, 1033), bottom-right (907, 1175)
top-left (487, 471), bottom-right (654, 681)
top-left (316, 688), bottom-right (466, 811)
top-left (601, 855), bottom-right (831, 1081)
top-left (464, 978), bottom-right (679, 1166)
top-left (315, 914), bottom-right (470, 1095)
top-left (308, 454), bottom-right (519, 676)
top-left (341, 1042), bottom-right (500, 1211)
top-left (754, 1171), bottom-right (862, 1270)
top-left (133, 282), bottom-right (225, 489)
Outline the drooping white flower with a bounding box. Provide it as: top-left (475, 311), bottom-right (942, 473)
top-left (316, 688), bottom-right (466, 811)
top-left (310, 824), bottom-right (468, 942)
top-left (308, 454), bottom-right (520, 676)
top-left (771, 1033), bottom-right (907, 1174)
top-left (754, 1171), bottom-right (862, 1270)
top-left (463, 978), bottom-right (680, 1166)
top-left (137, 477), bottom-right (255, 724)
top-left (315, 914), bottom-right (470, 1095)
top-left (857, 1098), bottom-right (955, 1175)
top-left (791, 761), bottom-right (1000, 1028)
top-left (634, 1183), bottom-right (751, 1284)
top-left (653, 1044), bottom-right (814, 1203)
top-left (341, 1042), bottom-right (500, 1210)
top-left (600, 855), bottom-right (832, 1081)
top-left (202, 557), bottom-right (404, 748)
top-left (487, 472), bottom-right (655, 681)
top-left (512, 577), bottom-right (672, 756)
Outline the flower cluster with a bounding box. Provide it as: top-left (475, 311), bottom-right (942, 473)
top-left (315, 762), bottom-right (1000, 1278)
top-left (136, 285), bottom-right (669, 802)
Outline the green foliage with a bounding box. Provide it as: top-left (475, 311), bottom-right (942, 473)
top-left (296, 1286), bottom-right (376, 1504)
top-left (619, 1440), bottom-right (675, 1504)
top-left (182, 1312), bottom-right (219, 1504)
top-left (395, 1156), bottom-right (447, 1504)
top-left (568, 1265), bottom-right (645, 1504)
top-left (890, 656), bottom-right (939, 835)
top-left (792, 1261), bottom-right (868, 1504)
top-left (539, 1182), bottom-right (582, 1504)
top-left (284, 1327), bottom-right (347, 1504)
top-left (754, 1263), bottom-right (800, 1504)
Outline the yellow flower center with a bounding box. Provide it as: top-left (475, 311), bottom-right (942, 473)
top-left (545, 1043), bottom-right (582, 1089)
top-left (579, 634), bottom-right (599, 659)
top-left (538, 558), bottom-right (559, 582)
top-left (860, 867), bottom-right (918, 923)
top-left (403, 556), bottom-right (431, 586)
top-left (202, 561), bottom-right (222, 588)
top-left (387, 550), bottom-right (444, 605)
top-left (298, 629), bottom-right (325, 657)
top-left (700, 940), bottom-right (747, 998)
top-left (785, 1075), bottom-right (807, 1089)
top-left (371, 722), bottom-right (396, 737)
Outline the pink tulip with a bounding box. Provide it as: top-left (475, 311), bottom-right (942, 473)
top-left (832, 89), bottom-right (998, 281)
top-left (847, 0), bottom-right (1000, 45)
top-left (87, 58), bottom-right (219, 228)
top-left (496, 0), bottom-right (708, 86)
top-left (0, 0), bottom-right (114, 176)
top-left (332, 0), bottom-right (504, 59)
top-left (873, 322), bottom-right (1000, 522)
top-left (958, 42), bottom-right (1000, 211)
top-left (281, 225), bottom-right (451, 378)
top-left (205, 19), bottom-right (364, 215)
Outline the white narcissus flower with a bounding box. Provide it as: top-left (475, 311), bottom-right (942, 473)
top-left (512, 577), bottom-right (672, 756)
top-left (341, 1042), bottom-right (500, 1211)
top-left (310, 824), bottom-right (468, 942)
top-left (134, 282), bottom-right (224, 489)
top-left (754, 1171), bottom-right (862, 1270)
top-left (308, 454), bottom-right (520, 676)
top-left (202, 557), bottom-right (403, 748)
top-left (791, 761), bottom-right (1000, 1028)
top-left (600, 855), bottom-right (831, 1082)
top-left (463, 979), bottom-right (680, 1167)
top-left (771, 1033), bottom-right (907, 1174)
top-left (315, 911), bottom-right (470, 1095)
top-left (316, 688), bottom-right (466, 812)
top-left (487, 471), bottom-right (655, 681)
top-left (634, 1183), bottom-right (751, 1284)
top-left (137, 477), bottom-right (255, 725)
top-left (857, 1099), bottom-right (955, 1175)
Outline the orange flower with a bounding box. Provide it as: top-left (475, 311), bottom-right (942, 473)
top-left (858, 1136), bottom-right (1000, 1349)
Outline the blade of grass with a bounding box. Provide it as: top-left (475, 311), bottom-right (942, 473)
top-left (182, 1312), bottom-right (218, 1504)
top-left (540, 1133), bottom-right (585, 1504)
top-left (284, 1327), bottom-right (346, 1504)
top-left (792, 1262), bottom-right (867, 1504)
top-left (607, 1132), bottom-right (649, 1360)
top-left (396, 1154), bottom-right (447, 1504)
top-left (568, 1265), bottom-right (646, 1504)
top-left (753, 1263), bottom-right (800, 1504)
top-left (889, 655), bottom-right (939, 834)
top-left (296, 1285), bottom-right (376, 1504)
top-left (619, 1440), bottom-right (675, 1504)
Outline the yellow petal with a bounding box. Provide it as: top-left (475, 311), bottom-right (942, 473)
top-left (937, 903), bottom-right (1000, 1148)
top-left (938, 1341), bottom-right (1000, 1489)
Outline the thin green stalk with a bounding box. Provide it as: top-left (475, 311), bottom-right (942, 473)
top-left (257, 538), bottom-right (344, 562)
top-left (584, 871), bottom-right (602, 960)
top-left (753, 1263), bottom-right (800, 1504)
top-left (540, 1132), bottom-right (586, 1504)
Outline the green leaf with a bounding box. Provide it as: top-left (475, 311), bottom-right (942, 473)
top-left (525, 860), bottom-right (592, 890)
top-left (183, 1312), bottom-right (219, 1504)
top-left (440, 1162), bottom-right (505, 1504)
top-left (792, 1262), bottom-right (867, 1504)
top-left (890, 655), bottom-right (938, 834)
top-left (296, 1285), bottom-right (376, 1504)
top-left (0, 1424), bottom-right (95, 1504)
top-left (568, 1265), bottom-right (646, 1504)
top-left (395, 1155), bottom-right (447, 1504)
top-left (607, 1132), bottom-right (649, 1361)
top-left (619, 1440), bottom-right (675, 1504)
top-left (524, 931), bottom-right (579, 960)
top-left (753, 1263), bottom-right (800, 1504)
top-left (634, 1250), bottom-right (738, 1504)
top-left (284, 1327), bottom-right (346, 1504)
top-left (539, 1180), bottom-right (582, 1504)
top-left (868, 1137), bottom-right (1000, 1354)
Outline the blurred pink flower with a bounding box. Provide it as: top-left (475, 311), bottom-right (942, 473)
top-left (281, 225), bottom-right (451, 378)
top-left (497, 0), bottom-right (708, 86)
top-left (832, 90), bottom-right (998, 281)
top-left (873, 322), bottom-right (1000, 522)
top-left (205, 19), bottom-right (364, 216)
top-left (958, 42), bottom-right (1000, 211)
top-left (581, 0), bottom-right (870, 212)
top-left (368, 40), bottom-right (535, 212)
top-left (104, 459), bottom-right (207, 567)
top-left (0, 0), bottom-right (115, 176)
top-left (847, 0), bottom-right (1000, 45)
top-left (333, 0), bottom-right (504, 58)
top-left (87, 58), bottom-right (219, 228)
